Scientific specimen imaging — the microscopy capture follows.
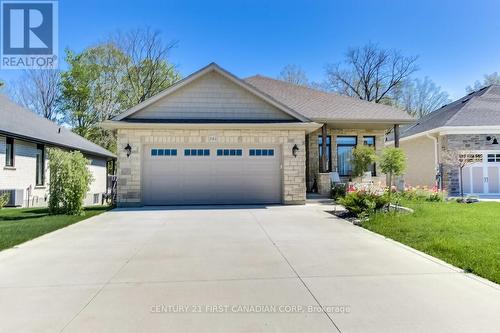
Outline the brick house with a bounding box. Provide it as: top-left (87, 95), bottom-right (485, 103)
top-left (389, 85), bottom-right (500, 196)
top-left (103, 63), bottom-right (413, 206)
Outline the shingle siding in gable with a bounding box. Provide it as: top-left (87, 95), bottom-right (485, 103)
top-left (128, 71), bottom-right (295, 121)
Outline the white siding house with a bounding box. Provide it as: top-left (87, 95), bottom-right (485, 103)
top-left (0, 95), bottom-right (115, 207)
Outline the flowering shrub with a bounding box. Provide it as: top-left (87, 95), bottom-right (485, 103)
top-left (339, 183), bottom-right (389, 217)
top-left (398, 186), bottom-right (446, 202)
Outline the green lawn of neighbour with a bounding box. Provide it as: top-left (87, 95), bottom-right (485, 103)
top-left (0, 206), bottom-right (110, 252)
top-left (364, 201), bottom-right (500, 284)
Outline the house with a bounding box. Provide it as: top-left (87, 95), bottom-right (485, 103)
top-left (389, 85), bottom-right (500, 196)
top-left (103, 63), bottom-right (413, 206)
top-left (0, 94), bottom-right (116, 207)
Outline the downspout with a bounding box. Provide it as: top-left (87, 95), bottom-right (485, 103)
top-left (426, 134), bottom-right (439, 189)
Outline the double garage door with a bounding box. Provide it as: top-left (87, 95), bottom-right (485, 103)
top-left (142, 146), bottom-right (282, 205)
top-left (462, 152), bottom-right (500, 195)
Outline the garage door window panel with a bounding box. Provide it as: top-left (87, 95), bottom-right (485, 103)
top-left (249, 149), bottom-right (274, 156)
top-left (185, 149), bottom-right (210, 156)
top-left (151, 149), bottom-right (177, 157)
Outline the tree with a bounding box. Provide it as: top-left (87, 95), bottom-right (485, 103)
top-left (60, 28), bottom-right (181, 152)
top-left (9, 69), bottom-right (62, 122)
top-left (278, 64), bottom-right (309, 86)
top-left (379, 148), bottom-right (407, 200)
top-left (441, 150), bottom-right (483, 198)
top-left (466, 72), bottom-right (500, 93)
top-left (109, 27), bottom-right (180, 107)
top-left (392, 77), bottom-right (450, 118)
top-left (60, 45), bottom-right (126, 151)
top-left (351, 145), bottom-right (377, 178)
top-left (325, 43), bottom-right (418, 103)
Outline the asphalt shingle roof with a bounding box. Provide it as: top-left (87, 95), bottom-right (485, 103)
top-left (244, 75), bottom-right (414, 123)
top-left (397, 85), bottom-right (500, 139)
top-left (0, 94), bottom-right (115, 159)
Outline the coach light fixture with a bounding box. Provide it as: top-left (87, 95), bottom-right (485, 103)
top-left (125, 144), bottom-right (132, 157)
top-left (292, 144), bottom-right (299, 157)
top-left (487, 136), bottom-right (499, 145)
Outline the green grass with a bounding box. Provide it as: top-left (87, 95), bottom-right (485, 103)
top-left (0, 206), bottom-right (110, 252)
top-left (364, 201), bottom-right (500, 284)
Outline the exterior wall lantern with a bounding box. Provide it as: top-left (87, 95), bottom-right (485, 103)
top-left (125, 144), bottom-right (132, 157)
top-left (292, 144), bottom-right (299, 157)
top-left (487, 136), bottom-right (499, 145)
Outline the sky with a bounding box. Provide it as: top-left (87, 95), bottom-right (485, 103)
top-left (2, 0), bottom-right (500, 99)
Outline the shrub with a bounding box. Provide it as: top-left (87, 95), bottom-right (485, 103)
top-left (351, 145), bottom-right (377, 178)
top-left (398, 186), bottom-right (445, 202)
top-left (331, 183), bottom-right (347, 200)
top-left (0, 192), bottom-right (10, 209)
top-left (48, 148), bottom-right (93, 215)
top-left (339, 191), bottom-right (389, 217)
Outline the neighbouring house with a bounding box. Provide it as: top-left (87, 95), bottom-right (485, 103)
top-left (103, 63), bottom-right (413, 206)
top-left (388, 85), bottom-right (500, 196)
top-left (0, 95), bottom-right (116, 207)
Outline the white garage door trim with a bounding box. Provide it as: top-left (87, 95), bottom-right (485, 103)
top-left (461, 151), bottom-right (500, 195)
top-left (141, 145), bottom-right (283, 205)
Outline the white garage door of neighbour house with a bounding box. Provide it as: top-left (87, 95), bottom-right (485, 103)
top-left (462, 152), bottom-right (500, 195)
top-left (142, 146), bottom-right (282, 205)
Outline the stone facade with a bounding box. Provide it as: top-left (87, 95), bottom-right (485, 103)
top-left (116, 128), bottom-right (307, 206)
top-left (306, 128), bottom-right (386, 191)
top-left (440, 134), bottom-right (500, 195)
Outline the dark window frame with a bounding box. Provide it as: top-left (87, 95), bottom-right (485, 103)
top-left (318, 135), bottom-right (332, 172)
top-left (336, 136), bottom-right (357, 177)
top-left (5, 137), bottom-right (14, 167)
top-left (363, 136), bottom-right (377, 176)
top-left (35, 144), bottom-right (45, 186)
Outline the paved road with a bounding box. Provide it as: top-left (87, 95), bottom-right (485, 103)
top-left (0, 204), bottom-right (499, 332)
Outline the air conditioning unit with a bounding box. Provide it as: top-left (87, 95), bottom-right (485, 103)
top-left (0, 189), bottom-right (24, 207)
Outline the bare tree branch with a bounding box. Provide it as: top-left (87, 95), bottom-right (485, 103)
top-left (324, 43), bottom-right (419, 104)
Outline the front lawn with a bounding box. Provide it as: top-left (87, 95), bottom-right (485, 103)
top-left (364, 201), bottom-right (500, 284)
top-left (0, 206), bottom-right (110, 252)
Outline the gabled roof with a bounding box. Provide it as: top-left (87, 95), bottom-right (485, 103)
top-left (113, 63), bottom-right (310, 123)
top-left (397, 85), bottom-right (500, 139)
top-left (244, 75), bottom-right (415, 124)
top-left (0, 94), bottom-right (115, 159)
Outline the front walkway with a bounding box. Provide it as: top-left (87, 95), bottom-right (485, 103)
top-left (0, 205), bottom-right (499, 332)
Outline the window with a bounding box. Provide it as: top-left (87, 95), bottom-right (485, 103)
top-left (337, 136), bottom-right (357, 176)
top-left (487, 154), bottom-right (500, 162)
top-left (151, 149), bottom-right (177, 156)
top-left (93, 193), bottom-right (100, 204)
top-left (217, 149), bottom-right (243, 156)
top-left (249, 149), bottom-right (274, 156)
top-left (318, 136), bottom-right (332, 172)
top-left (363, 136), bottom-right (376, 176)
top-left (184, 149), bottom-right (210, 156)
top-left (5, 137), bottom-right (14, 167)
top-left (36, 144), bottom-right (45, 186)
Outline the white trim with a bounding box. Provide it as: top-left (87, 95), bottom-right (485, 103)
top-left (101, 120), bottom-right (323, 133)
top-left (113, 63), bottom-right (310, 122)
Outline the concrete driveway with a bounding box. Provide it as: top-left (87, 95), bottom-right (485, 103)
top-left (0, 204), bottom-right (499, 333)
